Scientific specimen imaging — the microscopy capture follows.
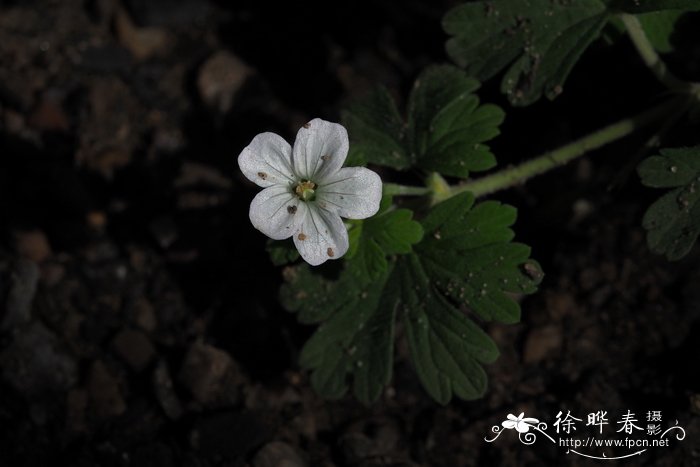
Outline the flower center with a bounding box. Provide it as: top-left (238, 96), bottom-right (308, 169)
top-left (295, 180), bottom-right (317, 202)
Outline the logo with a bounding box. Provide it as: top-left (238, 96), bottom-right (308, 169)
top-left (485, 410), bottom-right (686, 460)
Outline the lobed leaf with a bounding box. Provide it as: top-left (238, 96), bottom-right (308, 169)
top-left (342, 87), bottom-right (407, 169)
top-left (638, 146), bottom-right (700, 260)
top-left (614, 0), bottom-right (700, 14)
top-left (282, 193), bottom-right (542, 404)
top-left (298, 265), bottom-right (395, 401)
top-left (443, 0), bottom-right (700, 106)
top-left (637, 10), bottom-right (684, 52)
top-left (443, 0), bottom-right (608, 106)
top-left (408, 66), bottom-right (504, 177)
top-left (281, 207), bottom-right (423, 403)
top-left (343, 65), bottom-right (504, 179)
top-left (397, 254), bottom-right (498, 404)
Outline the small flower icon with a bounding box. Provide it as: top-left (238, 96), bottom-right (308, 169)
top-left (238, 118), bottom-right (382, 266)
top-left (502, 413), bottom-right (539, 433)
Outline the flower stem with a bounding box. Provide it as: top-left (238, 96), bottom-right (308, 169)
top-left (620, 13), bottom-right (690, 92)
top-left (383, 183), bottom-right (431, 196)
top-left (444, 98), bottom-right (681, 200)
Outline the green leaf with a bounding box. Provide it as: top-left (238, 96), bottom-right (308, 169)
top-left (342, 87), bottom-right (407, 169)
top-left (637, 10), bottom-right (684, 52)
top-left (354, 207), bottom-right (425, 281)
top-left (614, 0), bottom-right (700, 14)
top-left (400, 195), bottom-right (542, 404)
top-left (369, 209), bottom-right (425, 254)
top-left (345, 222), bottom-right (363, 259)
top-left (282, 194), bottom-right (542, 404)
top-left (397, 254), bottom-right (498, 403)
top-left (343, 65), bottom-right (504, 178)
top-left (266, 239), bottom-right (300, 266)
top-left (638, 146), bottom-right (700, 260)
top-left (416, 194), bottom-right (542, 324)
top-left (298, 265), bottom-right (396, 401)
top-left (408, 66), bottom-right (504, 177)
top-left (443, 0), bottom-right (608, 106)
top-left (281, 208), bottom-right (423, 403)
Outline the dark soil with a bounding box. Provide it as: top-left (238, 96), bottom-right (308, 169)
top-left (1, 1), bottom-right (699, 466)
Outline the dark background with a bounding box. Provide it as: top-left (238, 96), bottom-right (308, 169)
top-left (1, 0), bottom-right (699, 465)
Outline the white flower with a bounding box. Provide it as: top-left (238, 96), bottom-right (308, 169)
top-left (238, 118), bottom-right (383, 266)
top-left (502, 413), bottom-right (539, 433)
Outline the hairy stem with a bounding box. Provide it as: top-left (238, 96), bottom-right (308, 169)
top-left (444, 98), bottom-right (681, 200)
top-left (621, 14), bottom-right (689, 91)
top-left (383, 183), bottom-right (431, 196)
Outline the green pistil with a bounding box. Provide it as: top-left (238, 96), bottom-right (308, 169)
top-left (295, 180), bottom-right (317, 202)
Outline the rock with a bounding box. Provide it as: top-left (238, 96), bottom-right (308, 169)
top-left (2, 258), bottom-right (39, 330)
top-left (88, 360), bottom-right (126, 418)
top-left (0, 322), bottom-right (78, 396)
top-left (174, 162), bottom-right (232, 210)
top-left (177, 191), bottom-right (229, 210)
top-left (112, 328), bottom-right (156, 371)
top-left (523, 325), bottom-right (563, 364)
top-left (571, 198), bottom-right (594, 224)
top-left (41, 261), bottom-right (65, 287)
top-left (179, 342), bottom-right (244, 407)
top-left (153, 360), bottom-right (183, 420)
top-left (131, 297), bottom-right (157, 332)
top-left (149, 216), bottom-right (178, 249)
top-left (545, 291), bottom-right (576, 321)
top-left (148, 126), bottom-right (186, 161)
top-left (27, 94), bottom-right (70, 132)
top-left (339, 433), bottom-right (374, 465)
top-left (174, 162), bottom-right (233, 190)
top-left (93, 149), bottom-right (132, 178)
top-left (86, 210), bottom-right (108, 231)
top-left (339, 418), bottom-right (401, 465)
top-left (14, 230), bottom-right (51, 263)
top-left (579, 267), bottom-right (600, 291)
top-left (252, 441), bottom-right (307, 467)
top-left (77, 77), bottom-right (141, 178)
top-left (197, 51), bottom-right (253, 115)
top-left (115, 7), bottom-right (171, 61)
top-left (691, 394), bottom-right (700, 415)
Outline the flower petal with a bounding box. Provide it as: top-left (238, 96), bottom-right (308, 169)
top-left (515, 422), bottom-right (531, 433)
top-left (249, 185), bottom-right (305, 240)
top-left (502, 421), bottom-right (517, 429)
top-left (238, 132), bottom-right (295, 187)
top-left (291, 118), bottom-right (348, 181)
top-left (316, 167), bottom-right (382, 219)
top-left (293, 204), bottom-right (348, 266)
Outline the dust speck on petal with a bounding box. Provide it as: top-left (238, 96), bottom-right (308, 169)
top-left (303, 122), bottom-right (311, 129)
top-left (257, 172), bottom-right (267, 180)
top-left (298, 233), bottom-right (307, 241)
top-left (287, 205), bottom-right (297, 214)
top-left (321, 154), bottom-right (330, 161)
top-left (327, 248), bottom-right (334, 257)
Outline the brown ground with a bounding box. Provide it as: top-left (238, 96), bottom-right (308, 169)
top-left (1, 1), bottom-right (699, 466)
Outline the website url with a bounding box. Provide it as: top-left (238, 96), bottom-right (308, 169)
top-left (558, 437), bottom-right (669, 449)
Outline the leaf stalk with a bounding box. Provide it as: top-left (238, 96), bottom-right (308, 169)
top-left (445, 98), bottom-right (682, 200)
